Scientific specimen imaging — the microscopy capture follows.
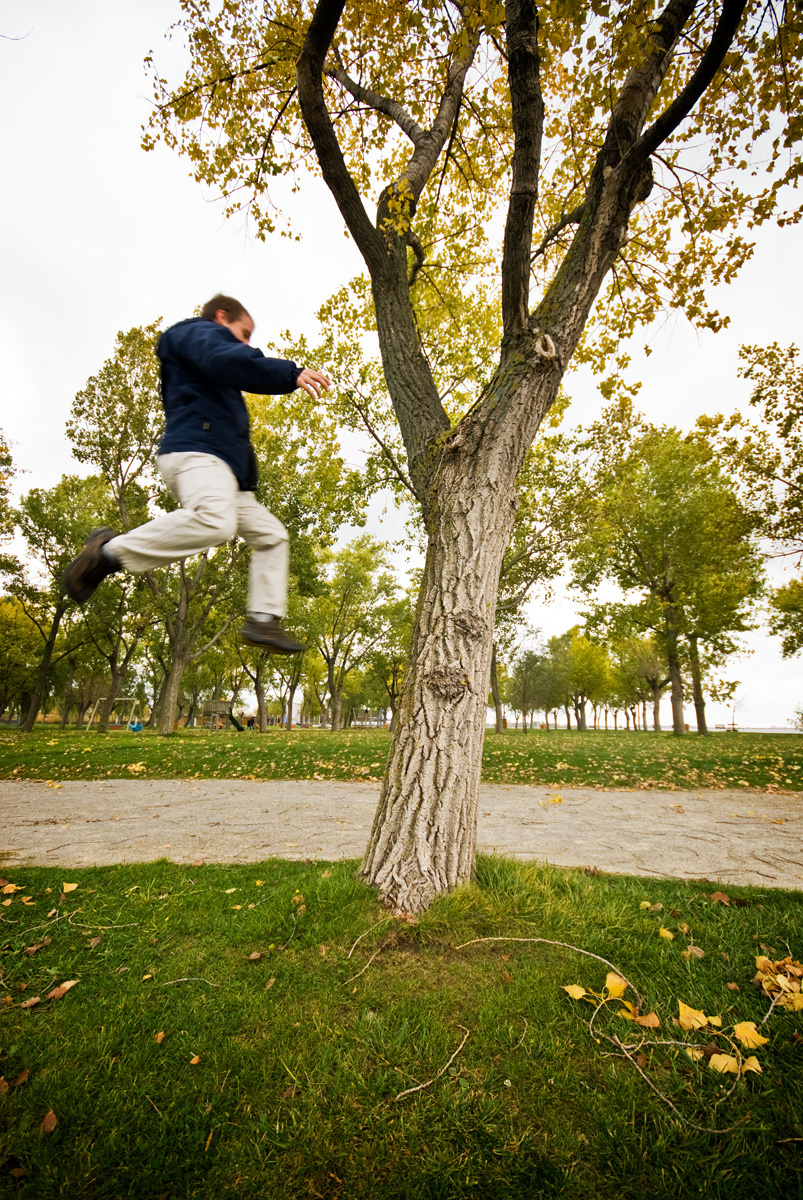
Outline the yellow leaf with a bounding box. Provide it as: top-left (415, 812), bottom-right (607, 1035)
top-left (708, 1015), bottom-right (722, 1027)
top-left (155, 1031), bottom-right (166, 1043)
top-left (61, 883), bottom-right (79, 894)
top-left (563, 984), bottom-right (587, 1000)
top-left (733, 1021), bottom-right (769, 1049)
top-left (755, 955), bottom-right (775, 973)
top-left (686, 1048), bottom-right (704, 1062)
top-left (678, 1001), bottom-right (708, 1030)
top-left (618, 1001), bottom-right (639, 1020)
top-left (224, 888), bottom-right (238, 894)
top-left (639, 901), bottom-right (651, 910)
top-left (1, 884), bottom-right (22, 894)
top-left (635, 1012), bottom-right (660, 1028)
top-left (142, 974), bottom-right (153, 982)
top-left (605, 972), bottom-right (627, 998)
top-left (742, 1056), bottom-right (762, 1074)
top-left (658, 927), bottom-right (674, 940)
top-left (709, 1053), bottom-right (739, 1074)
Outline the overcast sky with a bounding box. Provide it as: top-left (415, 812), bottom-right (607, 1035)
top-left (2, 0), bottom-right (801, 729)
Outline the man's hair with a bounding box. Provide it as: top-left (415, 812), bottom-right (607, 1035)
top-left (200, 294), bottom-right (249, 323)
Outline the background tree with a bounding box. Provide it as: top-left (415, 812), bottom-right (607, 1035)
top-left (149, 0), bottom-right (802, 909)
top-left (700, 343), bottom-right (803, 662)
top-left (307, 535), bottom-right (398, 731)
top-left (570, 408), bottom-right (763, 734)
top-left (14, 475), bottom-right (112, 731)
top-left (0, 598), bottom-right (41, 722)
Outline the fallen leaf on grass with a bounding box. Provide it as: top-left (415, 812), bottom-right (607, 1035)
top-left (563, 984), bottom-right (587, 1000)
top-left (88, 936), bottom-right (103, 949)
top-left (41, 1109), bottom-right (58, 1133)
top-left (678, 1001), bottom-right (721, 1031)
top-left (635, 1012), bottom-right (660, 1028)
top-left (25, 938), bottom-right (52, 956)
top-left (2, 883), bottom-right (23, 895)
top-left (659, 927), bottom-right (674, 940)
top-left (733, 1021), bottom-right (770, 1049)
top-left (709, 891), bottom-right (730, 906)
top-left (45, 980), bottom-right (78, 1002)
top-left (605, 972), bottom-right (627, 998)
top-left (8, 1168), bottom-right (26, 1180)
top-left (727, 982), bottom-right (740, 992)
top-left (649, 903), bottom-right (664, 912)
top-left (190, 1056), bottom-right (200, 1066)
top-left (791, 1031), bottom-right (803, 1047)
top-left (155, 1032), bottom-right (166, 1044)
top-left (246, 952), bottom-right (262, 962)
top-left (61, 883), bottom-right (78, 894)
top-left (265, 978), bottom-right (275, 990)
top-left (681, 946), bottom-right (705, 961)
top-left (12, 1069), bottom-right (29, 1087)
top-left (502, 971), bottom-right (513, 984)
top-left (0, 1079), bottom-right (7, 1094)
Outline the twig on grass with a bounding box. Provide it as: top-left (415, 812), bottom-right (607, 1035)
top-left (342, 941), bottom-right (390, 986)
top-left (454, 936), bottom-right (643, 1005)
top-left (393, 1026), bottom-right (470, 1102)
top-left (512, 1015), bottom-right (528, 1051)
top-left (159, 977), bottom-right (221, 988)
top-left (347, 916), bottom-right (393, 959)
top-left (610, 1035), bottom-right (750, 1135)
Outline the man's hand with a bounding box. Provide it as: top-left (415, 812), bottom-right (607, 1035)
top-left (296, 368), bottom-right (332, 399)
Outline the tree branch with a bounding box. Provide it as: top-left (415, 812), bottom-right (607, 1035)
top-left (296, 0), bottom-right (385, 274)
top-left (502, 0), bottom-right (544, 337)
top-left (403, 27), bottom-right (480, 199)
top-left (623, 0), bottom-right (750, 168)
top-left (324, 64), bottom-right (425, 145)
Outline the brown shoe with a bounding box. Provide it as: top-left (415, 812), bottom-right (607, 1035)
top-left (63, 528), bottom-right (121, 603)
top-left (240, 618), bottom-right (305, 654)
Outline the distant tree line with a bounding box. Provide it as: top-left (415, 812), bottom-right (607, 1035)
top-left (1, 330), bottom-right (801, 736)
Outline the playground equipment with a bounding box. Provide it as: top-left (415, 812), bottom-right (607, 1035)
top-left (84, 697), bottom-right (142, 732)
top-left (201, 701), bottom-right (243, 731)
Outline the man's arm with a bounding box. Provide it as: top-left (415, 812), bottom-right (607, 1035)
top-left (167, 320), bottom-right (301, 395)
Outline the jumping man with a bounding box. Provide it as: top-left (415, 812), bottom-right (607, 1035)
top-left (64, 294), bottom-right (331, 653)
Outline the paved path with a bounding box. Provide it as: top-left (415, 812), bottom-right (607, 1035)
top-left (1, 779), bottom-right (801, 890)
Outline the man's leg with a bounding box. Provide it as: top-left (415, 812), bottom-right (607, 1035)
top-left (64, 453), bottom-right (238, 602)
top-left (236, 493), bottom-right (304, 654)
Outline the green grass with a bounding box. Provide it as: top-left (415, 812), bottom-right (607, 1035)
top-left (0, 858), bottom-right (801, 1198)
top-left (1, 727), bottom-right (802, 791)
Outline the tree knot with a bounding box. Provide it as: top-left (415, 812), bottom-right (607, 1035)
top-left (453, 610), bottom-right (486, 641)
top-left (426, 666), bottom-right (471, 701)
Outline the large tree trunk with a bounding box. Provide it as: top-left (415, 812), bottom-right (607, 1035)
top-left (360, 449), bottom-right (516, 913)
top-left (490, 642), bottom-right (505, 734)
top-left (22, 599), bottom-right (68, 733)
top-left (158, 655), bottom-right (189, 735)
top-left (687, 634), bottom-right (708, 735)
top-left (665, 608), bottom-right (686, 735)
top-left (652, 686), bottom-right (662, 732)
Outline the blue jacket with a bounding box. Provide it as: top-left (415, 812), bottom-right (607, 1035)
top-left (156, 317), bottom-right (301, 490)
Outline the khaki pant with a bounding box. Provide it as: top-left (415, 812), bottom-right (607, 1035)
top-left (109, 452), bottom-right (289, 617)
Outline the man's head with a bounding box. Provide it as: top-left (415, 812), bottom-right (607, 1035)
top-left (201, 294), bottom-right (254, 345)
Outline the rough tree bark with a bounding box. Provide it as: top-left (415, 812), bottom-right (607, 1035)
top-left (687, 633), bottom-right (708, 735)
top-left (296, 0), bottom-right (748, 910)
